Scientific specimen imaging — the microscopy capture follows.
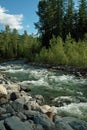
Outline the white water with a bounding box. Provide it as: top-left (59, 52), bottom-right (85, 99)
top-left (0, 60), bottom-right (87, 120)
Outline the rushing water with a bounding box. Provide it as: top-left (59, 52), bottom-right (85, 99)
top-left (0, 60), bottom-right (87, 120)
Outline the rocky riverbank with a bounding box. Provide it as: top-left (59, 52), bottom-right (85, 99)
top-left (0, 72), bottom-right (87, 130)
top-left (28, 62), bottom-right (87, 77)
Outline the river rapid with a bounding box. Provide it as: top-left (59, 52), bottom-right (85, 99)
top-left (0, 60), bottom-right (87, 120)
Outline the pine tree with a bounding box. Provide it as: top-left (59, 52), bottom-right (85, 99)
top-left (11, 29), bottom-right (19, 57)
top-left (63, 0), bottom-right (75, 38)
top-left (78, 0), bottom-right (87, 39)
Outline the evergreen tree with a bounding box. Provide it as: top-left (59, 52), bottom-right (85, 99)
top-left (3, 25), bottom-right (11, 58)
top-left (11, 29), bottom-right (19, 57)
top-left (63, 0), bottom-right (75, 38)
top-left (35, 0), bottom-right (64, 47)
top-left (78, 0), bottom-right (87, 39)
top-left (22, 30), bottom-right (29, 57)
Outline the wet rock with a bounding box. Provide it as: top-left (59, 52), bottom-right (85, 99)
top-left (4, 116), bottom-right (31, 130)
top-left (0, 113), bottom-right (11, 120)
top-left (35, 95), bottom-right (45, 105)
top-left (55, 117), bottom-right (87, 130)
top-left (70, 119), bottom-right (87, 130)
top-left (20, 85), bottom-right (31, 92)
top-left (12, 97), bottom-right (26, 112)
top-left (0, 84), bottom-right (8, 104)
top-left (33, 113), bottom-right (55, 130)
top-left (29, 100), bottom-right (40, 111)
top-left (40, 105), bottom-right (51, 113)
top-left (35, 124), bottom-right (44, 130)
top-left (24, 110), bottom-right (40, 120)
top-left (0, 107), bottom-right (6, 115)
top-left (24, 110), bottom-right (55, 130)
top-left (0, 79), bottom-right (8, 84)
top-left (20, 91), bottom-right (32, 101)
top-left (0, 122), bottom-right (6, 130)
top-left (17, 112), bottom-right (27, 121)
top-left (3, 104), bottom-right (15, 115)
top-left (7, 84), bottom-right (20, 92)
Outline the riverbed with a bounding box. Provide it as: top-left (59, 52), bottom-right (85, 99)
top-left (0, 60), bottom-right (87, 120)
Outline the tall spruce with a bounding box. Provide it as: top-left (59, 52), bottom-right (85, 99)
top-left (35, 0), bottom-right (64, 47)
top-left (78, 0), bottom-right (87, 39)
top-left (63, 0), bottom-right (75, 39)
top-left (11, 29), bottom-right (19, 57)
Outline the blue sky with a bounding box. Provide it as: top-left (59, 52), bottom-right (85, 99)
top-left (0, 0), bottom-right (39, 34)
top-left (0, 0), bottom-right (78, 35)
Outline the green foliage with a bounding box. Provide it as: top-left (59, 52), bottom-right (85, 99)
top-left (0, 25), bottom-right (87, 68)
top-left (35, 0), bottom-right (87, 46)
top-left (0, 25), bottom-right (41, 61)
top-left (36, 34), bottom-right (87, 67)
top-left (49, 36), bottom-right (68, 65)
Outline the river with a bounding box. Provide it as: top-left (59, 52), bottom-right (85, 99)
top-left (0, 60), bottom-right (87, 120)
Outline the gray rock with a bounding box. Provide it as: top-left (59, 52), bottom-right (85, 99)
top-left (55, 117), bottom-right (87, 130)
top-left (0, 84), bottom-right (8, 105)
top-left (24, 110), bottom-right (55, 130)
top-left (0, 122), bottom-right (6, 130)
top-left (23, 102), bottom-right (31, 110)
top-left (0, 113), bottom-right (11, 120)
top-left (35, 95), bottom-right (44, 105)
top-left (20, 85), bottom-right (31, 92)
top-left (7, 84), bottom-right (20, 92)
top-left (4, 116), bottom-right (31, 130)
top-left (17, 112), bottom-right (27, 121)
top-left (33, 113), bottom-right (55, 130)
top-left (12, 97), bottom-right (26, 112)
top-left (24, 120), bottom-right (36, 130)
top-left (0, 107), bottom-right (6, 115)
top-left (35, 124), bottom-right (44, 130)
top-left (4, 104), bottom-right (15, 115)
top-left (24, 110), bottom-right (40, 120)
top-left (69, 119), bottom-right (87, 130)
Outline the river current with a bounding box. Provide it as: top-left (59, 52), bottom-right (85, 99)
top-left (0, 60), bottom-right (87, 120)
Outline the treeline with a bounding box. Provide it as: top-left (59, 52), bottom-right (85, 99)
top-left (36, 34), bottom-right (87, 67)
top-left (0, 25), bottom-right (40, 61)
top-left (35, 0), bottom-right (87, 47)
top-left (0, 0), bottom-right (87, 68)
top-left (0, 26), bottom-right (87, 67)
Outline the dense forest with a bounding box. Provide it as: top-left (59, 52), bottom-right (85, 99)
top-left (0, 0), bottom-right (87, 67)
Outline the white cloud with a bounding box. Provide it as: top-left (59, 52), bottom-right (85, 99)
top-left (0, 6), bottom-right (23, 30)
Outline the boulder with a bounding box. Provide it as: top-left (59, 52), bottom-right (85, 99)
top-left (55, 117), bottom-right (87, 130)
top-left (17, 112), bottom-right (27, 121)
top-left (0, 84), bottom-right (8, 104)
top-left (0, 113), bottom-right (11, 120)
top-left (4, 116), bottom-right (31, 130)
top-left (40, 105), bottom-right (51, 113)
top-left (20, 85), bottom-right (31, 92)
top-left (12, 97), bottom-right (26, 112)
top-left (3, 104), bottom-right (15, 115)
top-left (0, 107), bottom-right (6, 115)
top-left (0, 122), bottom-right (6, 130)
top-left (35, 95), bottom-right (44, 105)
top-left (24, 110), bottom-right (55, 130)
top-left (33, 113), bottom-right (55, 130)
top-left (7, 84), bottom-right (20, 92)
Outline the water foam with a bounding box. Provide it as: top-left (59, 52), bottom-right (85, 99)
top-left (19, 78), bottom-right (49, 87)
top-left (57, 102), bottom-right (87, 118)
